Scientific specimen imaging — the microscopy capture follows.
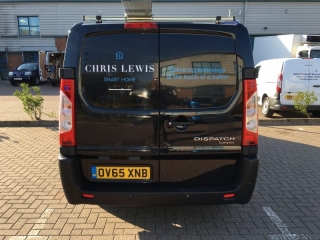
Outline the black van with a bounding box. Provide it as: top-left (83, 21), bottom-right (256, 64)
top-left (58, 13), bottom-right (259, 205)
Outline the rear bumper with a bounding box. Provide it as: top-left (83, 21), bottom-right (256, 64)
top-left (59, 154), bottom-right (259, 206)
top-left (270, 99), bottom-right (320, 111)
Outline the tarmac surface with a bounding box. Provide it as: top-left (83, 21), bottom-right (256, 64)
top-left (1, 80), bottom-right (320, 239)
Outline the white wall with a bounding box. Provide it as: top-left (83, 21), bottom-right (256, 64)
top-left (0, 1), bottom-right (320, 51)
top-left (245, 2), bottom-right (320, 35)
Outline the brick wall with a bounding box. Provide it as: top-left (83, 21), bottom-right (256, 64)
top-left (55, 37), bottom-right (67, 52)
top-left (7, 52), bottom-right (23, 71)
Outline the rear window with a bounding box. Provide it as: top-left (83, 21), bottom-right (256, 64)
top-left (81, 31), bottom-right (241, 109)
top-left (81, 32), bottom-right (158, 109)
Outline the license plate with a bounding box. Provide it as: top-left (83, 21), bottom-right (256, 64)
top-left (14, 78), bottom-right (22, 80)
top-left (91, 166), bottom-right (151, 180)
top-left (285, 95), bottom-right (293, 100)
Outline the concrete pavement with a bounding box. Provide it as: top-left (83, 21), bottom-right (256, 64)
top-left (1, 125), bottom-right (320, 239)
top-left (1, 79), bottom-right (320, 239)
top-left (0, 80), bottom-right (59, 125)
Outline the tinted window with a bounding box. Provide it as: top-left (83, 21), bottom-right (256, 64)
top-left (81, 32), bottom-right (158, 109)
top-left (81, 32), bottom-right (242, 109)
top-left (159, 33), bottom-right (239, 108)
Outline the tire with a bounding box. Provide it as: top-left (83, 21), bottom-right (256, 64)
top-left (10, 80), bottom-right (17, 86)
top-left (34, 77), bottom-right (40, 85)
top-left (262, 97), bottom-right (274, 118)
top-left (311, 111), bottom-right (320, 118)
top-left (51, 82), bottom-right (57, 86)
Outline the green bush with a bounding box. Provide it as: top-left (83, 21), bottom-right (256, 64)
top-left (14, 83), bottom-right (57, 120)
top-left (293, 91), bottom-right (318, 118)
top-left (14, 83), bottom-right (44, 120)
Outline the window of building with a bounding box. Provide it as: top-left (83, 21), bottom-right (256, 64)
top-left (161, 65), bottom-right (175, 77)
top-left (23, 52), bottom-right (38, 62)
top-left (194, 85), bottom-right (225, 98)
top-left (18, 16), bottom-right (40, 36)
top-left (192, 62), bottom-right (221, 74)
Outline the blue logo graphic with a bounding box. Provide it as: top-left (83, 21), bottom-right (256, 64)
top-left (116, 52), bottom-right (123, 60)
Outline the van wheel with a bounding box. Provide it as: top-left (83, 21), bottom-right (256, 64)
top-left (262, 97), bottom-right (274, 117)
top-left (311, 111), bottom-right (320, 118)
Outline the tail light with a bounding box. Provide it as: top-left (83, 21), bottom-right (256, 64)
top-left (59, 79), bottom-right (75, 146)
top-left (242, 79), bottom-right (258, 146)
top-left (276, 73), bottom-right (283, 93)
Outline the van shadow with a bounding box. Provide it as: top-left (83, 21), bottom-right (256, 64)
top-left (97, 134), bottom-right (320, 238)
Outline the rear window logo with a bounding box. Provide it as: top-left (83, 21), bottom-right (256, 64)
top-left (116, 52), bottom-right (123, 60)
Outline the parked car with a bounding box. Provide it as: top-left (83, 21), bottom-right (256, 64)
top-left (8, 62), bottom-right (43, 86)
top-left (255, 58), bottom-right (320, 117)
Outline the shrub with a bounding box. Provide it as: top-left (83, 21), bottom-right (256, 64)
top-left (293, 91), bottom-right (318, 118)
top-left (14, 83), bottom-right (44, 120)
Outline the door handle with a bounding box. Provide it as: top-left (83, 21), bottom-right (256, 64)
top-left (313, 85), bottom-right (320, 87)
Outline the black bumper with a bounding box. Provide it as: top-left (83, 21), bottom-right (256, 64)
top-left (270, 99), bottom-right (320, 111)
top-left (59, 154), bottom-right (259, 206)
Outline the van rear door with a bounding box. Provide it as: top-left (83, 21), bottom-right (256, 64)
top-left (308, 60), bottom-right (320, 105)
top-left (281, 59), bottom-right (320, 105)
top-left (157, 24), bottom-right (244, 186)
top-left (76, 23), bottom-right (251, 187)
top-left (77, 28), bottom-right (162, 182)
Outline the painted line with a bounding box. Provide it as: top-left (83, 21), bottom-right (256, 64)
top-left (9, 208), bottom-right (54, 239)
top-left (263, 206), bottom-right (310, 240)
top-left (38, 208), bottom-right (54, 221)
top-left (263, 206), bottom-right (292, 235)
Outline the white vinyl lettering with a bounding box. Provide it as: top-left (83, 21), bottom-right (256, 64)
top-left (85, 65), bottom-right (91, 72)
top-left (92, 65), bottom-right (99, 72)
top-left (85, 64), bottom-right (155, 73)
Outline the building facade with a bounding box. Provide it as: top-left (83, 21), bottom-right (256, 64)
top-left (0, 0), bottom-right (319, 79)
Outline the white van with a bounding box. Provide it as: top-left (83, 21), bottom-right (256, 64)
top-left (255, 58), bottom-right (320, 117)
